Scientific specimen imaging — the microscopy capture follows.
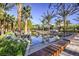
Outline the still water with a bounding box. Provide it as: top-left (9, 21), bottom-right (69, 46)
top-left (31, 36), bottom-right (43, 45)
top-left (30, 35), bottom-right (57, 45)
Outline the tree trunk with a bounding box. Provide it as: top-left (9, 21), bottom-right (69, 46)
top-left (48, 23), bottom-right (50, 34)
top-left (10, 23), bottom-right (11, 32)
top-left (0, 21), bottom-right (1, 30)
top-left (3, 19), bottom-right (5, 34)
top-left (6, 22), bottom-right (9, 32)
top-left (64, 17), bottom-right (66, 37)
top-left (13, 23), bottom-right (15, 32)
top-left (17, 3), bottom-right (22, 33)
top-left (24, 19), bottom-right (28, 34)
top-left (11, 22), bottom-right (13, 31)
top-left (1, 25), bottom-right (4, 35)
top-left (5, 22), bottom-right (7, 33)
top-left (0, 21), bottom-right (1, 35)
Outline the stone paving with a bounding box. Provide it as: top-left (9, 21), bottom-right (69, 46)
top-left (60, 34), bottom-right (79, 56)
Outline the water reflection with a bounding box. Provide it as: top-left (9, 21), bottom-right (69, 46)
top-left (31, 35), bottom-right (43, 45)
top-left (30, 34), bottom-right (58, 45)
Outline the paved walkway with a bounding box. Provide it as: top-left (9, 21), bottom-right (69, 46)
top-left (60, 34), bottom-right (79, 56)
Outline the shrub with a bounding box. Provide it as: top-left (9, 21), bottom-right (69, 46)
top-left (0, 37), bottom-right (28, 56)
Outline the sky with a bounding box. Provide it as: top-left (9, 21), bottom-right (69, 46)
top-left (7, 3), bottom-right (79, 24)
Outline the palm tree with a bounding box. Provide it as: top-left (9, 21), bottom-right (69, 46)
top-left (73, 17), bottom-right (79, 32)
top-left (0, 9), bottom-right (4, 35)
top-left (55, 19), bottom-right (62, 32)
top-left (0, 9), bottom-right (4, 28)
top-left (22, 5), bottom-right (32, 34)
top-left (41, 10), bottom-right (56, 33)
top-left (4, 13), bottom-right (10, 32)
top-left (50, 3), bottom-right (79, 36)
top-left (55, 19), bottom-right (62, 26)
top-left (10, 15), bottom-right (16, 31)
top-left (0, 3), bottom-right (15, 34)
top-left (6, 14), bottom-right (15, 32)
top-left (66, 20), bottom-right (71, 28)
top-left (41, 19), bottom-right (45, 31)
top-left (0, 12), bottom-right (15, 33)
top-left (17, 3), bottom-right (22, 33)
top-left (0, 3), bottom-right (23, 35)
top-left (1, 3), bottom-right (23, 32)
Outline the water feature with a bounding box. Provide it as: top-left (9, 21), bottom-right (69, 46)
top-left (30, 34), bottom-right (59, 46)
top-left (31, 36), bottom-right (43, 45)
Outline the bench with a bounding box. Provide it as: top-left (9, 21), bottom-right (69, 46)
top-left (55, 40), bottom-right (69, 51)
top-left (47, 45), bottom-right (60, 56)
top-left (43, 47), bottom-right (57, 56)
top-left (42, 39), bottom-right (70, 56)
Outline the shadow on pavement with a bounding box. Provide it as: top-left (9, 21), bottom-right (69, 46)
top-left (64, 49), bottom-right (79, 56)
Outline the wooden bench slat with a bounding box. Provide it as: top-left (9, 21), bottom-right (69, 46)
top-left (49, 45), bottom-right (61, 54)
top-left (43, 48), bottom-right (56, 56)
top-left (47, 46), bottom-right (60, 56)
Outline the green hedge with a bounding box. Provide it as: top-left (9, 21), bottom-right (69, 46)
top-left (0, 37), bottom-right (28, 56)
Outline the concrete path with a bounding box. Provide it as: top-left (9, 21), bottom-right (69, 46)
top-left (60, 34), bottom-right (79, 56)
